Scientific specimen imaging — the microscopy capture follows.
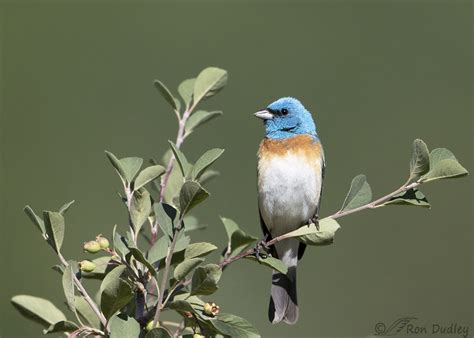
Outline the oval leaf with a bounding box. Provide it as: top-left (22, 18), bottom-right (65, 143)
top-left (43, 320), bottom-right (79, 334)
top-left (130, 189), bottom-right (152, 232)
top-left (145, 327), bottom-right (172, 338)
top-left (383, 188), bottom-right (431, 208)
top-left (210, 313), bottom-right (260, 338)
top-left (421, 148), bottom-right (468, 182)
top-left (23, 205), bottom-right (46, 235)
top-left (120, 157), bottom-right (143, 183)
top-left (154, 80), bottom-right (180, 111)
top-left (109, 313), bottom-right (140, 338)
top-left (340, 174), bottom-right (372, 211)
top-left (184, 242), bottom-right (218, 259)
top-left (174, 257), bottom-right (205, 281)
top-left (193, 67), bottom-right (228, 106)
top-left (134, 165), bottom-right (166, 190)
top-left (179, 181), bottom-right (209, 214)
top-left (168, 141), bottom-right (191, 177)
top-left (282, 218), bottom-right (340, 246)
top-left (185, 110), bottom-right (222, 136)
top-left (75, 296), bottom-right (100, 329)
top-left (62, 264), bottom-right (76, 312)
top-left (190, 264), bottom-right (222, 296)
top-left (178, 78), bottom-right (196, 110)
top-left (105, 150), bottom-right (127, 184)
top-left (11, 295), bottom-right (67, 326)
top-left (189, 148), bottom-right (224, 180)
top-left (409, 139), bottom-right (430, 181)
top-left (43, 211), bottom-right (65, 253)
top-left (99, 265), bottom-right (134, 320)
top-left (244, 255), bottom-right (287, 274)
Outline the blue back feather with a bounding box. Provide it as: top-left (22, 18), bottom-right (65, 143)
top-left (262, 97), bottom-right (318, 140)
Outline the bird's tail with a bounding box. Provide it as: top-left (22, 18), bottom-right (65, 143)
top-left (269, 239), bottom-right (299, 325)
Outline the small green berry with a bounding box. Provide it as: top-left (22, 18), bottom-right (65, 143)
top-left (79, 260), bottom-right (96, 272)
top-left (83, 240), bottom-right (101, 253)
top-left (96, 236), bottom-right (110, 249)
top-left (193, 334), bottom-right (205, 338)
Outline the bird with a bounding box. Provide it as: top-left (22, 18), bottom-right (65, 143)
top-left (254, 97), bottom-right (325, 325)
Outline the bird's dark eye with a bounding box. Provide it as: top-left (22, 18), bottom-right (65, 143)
top-left (281, 108), bottom-right (288, 116)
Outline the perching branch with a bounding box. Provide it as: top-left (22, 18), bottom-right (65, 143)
top-left (218, 179), bottom-right (422, 269)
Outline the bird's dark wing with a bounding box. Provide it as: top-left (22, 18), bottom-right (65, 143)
top-left (259, 207), bottom-right (277, 258)
top-left (298, 157), bottom-right (325, 260)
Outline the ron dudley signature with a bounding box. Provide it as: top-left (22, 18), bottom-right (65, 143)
top-left (374, 317), bottom-right (470, 338)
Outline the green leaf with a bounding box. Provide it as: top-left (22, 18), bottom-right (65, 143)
top-left (193, 67), bottom-right (228, 106)
top-left (134, 165), bottom-right (166, 190)
top-left (210, 313), bottom-right (260, 338)
top-left (58, 200), bottom-right (75, 215)
top-left (174, 257), bottom-right (205, 281)
top-left (75, 296), bottom-right (100, 328)
top-left (221, 217), bottom-right (239, 240)
top-left (244, 255), bottom-right (288, 274)
top-left (128, 246), bottom-right (157, 276)
top-left (189, 148), bottom-right (225, 180)
top-left (147, 236), bottom-right (169, 264)
top-left (62, 264), bottom-right (76, 313)
top-left (421, 148), bottom-right (468, 182)
top-left (145, 327), bottom-right (172, 338)
top-left (120, 157), bottom-right (143, 183)
top-left (43, 320), bottom-right (79, 334)
top-left (340, 174), bottom-right (372, 211)
top-left (190, 264), bottom-right (222, 296)
top-left (199, 169), bottom-right (220, 185)
top-left (99, 265), bottom-right (134, 320)
top-left (113, 226), bottom-right (129, 256)
top-left (183, 215), bottom-right (207, 232)
top-left (282, 218), bottom-right (340, 246)
top-left (168, 140), bottom-right (191, 176)
top-left (179, 181), bottom-right (209, 214)
top-left (130, 189), bottom-right (152, 232)
top-left (43, 211), bottom-right (65, 253)
top-left (23, 205), bottom-right (46, 235)
top-left (105, 150), bottom-right (127, 184)
top-left (153, 203), bottom-right (178, 240)
top-left (109, 313), bottom-right (140, 338)
top-left (185, 110), bottom-right (222, 136)
top-left (178, 78), bottom-right (196, 110)
top-left (154, 79), bottom-right (181, 111)
top-left (184, 242), bottom-right (218, 259)
top-left (167, 299), bottom-right (195, 313)
top-left (231, 230), bottom-right (258, 254)
top-left (11, 295), bottom-right (67, 326)
top-left (220, 217), bottom-right (257, 256)
top-left (409, 139), bottom-right (430, 182)
top-left (382, 188), bottom-right (431, 208)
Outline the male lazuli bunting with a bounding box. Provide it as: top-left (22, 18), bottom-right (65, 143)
top-left (255, 97), bottom-right (325, 324)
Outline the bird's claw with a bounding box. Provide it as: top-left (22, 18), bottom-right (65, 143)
top-left (254, 234), bottom-right (271, 261)
top-left (308, 215), bottom-right (320, 231)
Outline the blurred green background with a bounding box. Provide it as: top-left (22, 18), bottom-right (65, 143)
top-left (1, 1), bottom-right (472, 337)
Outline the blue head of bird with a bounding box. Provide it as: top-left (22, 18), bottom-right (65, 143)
top-left (254, 97), bottom-right (317, 140)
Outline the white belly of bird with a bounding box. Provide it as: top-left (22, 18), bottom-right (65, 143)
top-left (258, 153), bottom-right (322, 237)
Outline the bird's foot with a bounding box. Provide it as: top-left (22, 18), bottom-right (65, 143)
top-left (254, 234), bottom-right (271, 261)
top-left (308, 215), bottom-right (320, 231)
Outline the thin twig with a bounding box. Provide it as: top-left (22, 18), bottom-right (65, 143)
top-left (218, 180), bottom-right (421, 269)
top-left (152, 222), bottom-right (183, 327)
top-left (158, 108), bottom-right (193, 204)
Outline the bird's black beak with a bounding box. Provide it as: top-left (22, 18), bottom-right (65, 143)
top-left (254, 109), bottom-right (273, 120)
